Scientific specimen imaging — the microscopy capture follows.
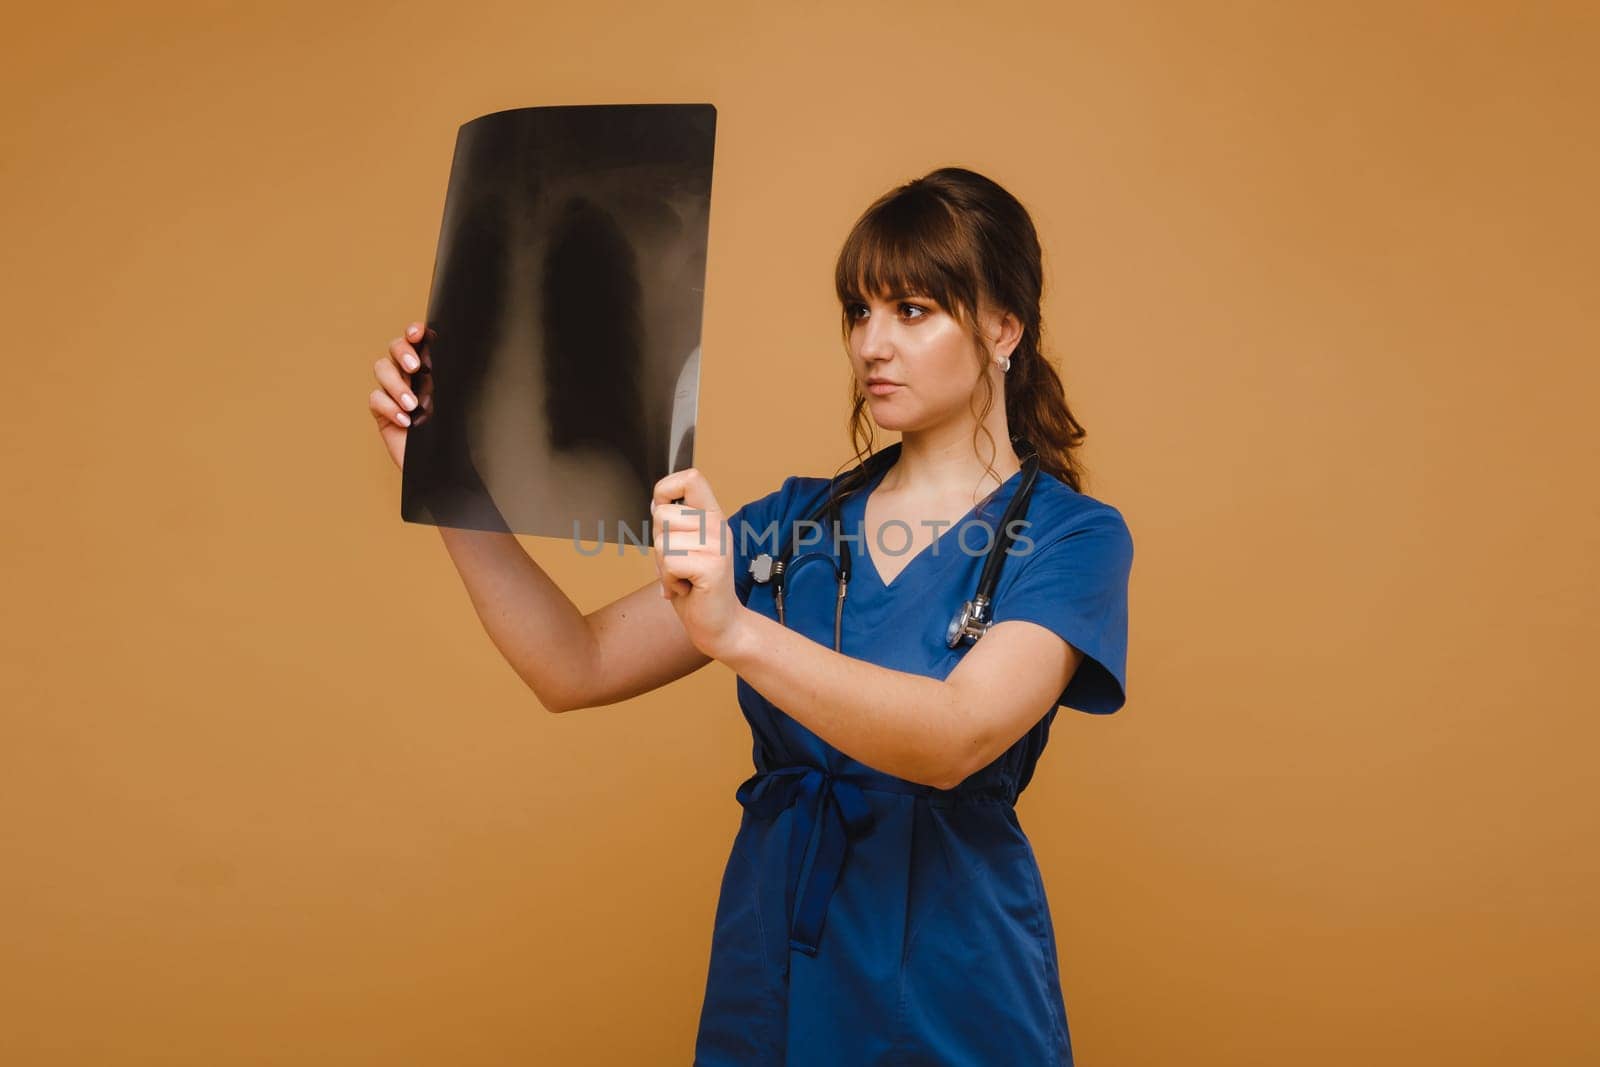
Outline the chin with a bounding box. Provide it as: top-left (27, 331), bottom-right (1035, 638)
top-left (866, 405), bottom-right (909, 432)
top-left (868, 411), bottom-right (922, 434)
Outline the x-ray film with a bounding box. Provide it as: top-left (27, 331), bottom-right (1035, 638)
top-left (400, 103), bottom-right (716, 546)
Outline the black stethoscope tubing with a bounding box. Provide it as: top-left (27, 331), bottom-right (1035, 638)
top-left (747, 439), bottom-right (1041, 652)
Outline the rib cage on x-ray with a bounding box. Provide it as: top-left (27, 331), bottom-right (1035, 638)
top-left (400, 104), bottom-right (716, 544)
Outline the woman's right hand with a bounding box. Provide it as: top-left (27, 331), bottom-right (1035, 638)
top-left (369, 321), bottom-right (434, 471)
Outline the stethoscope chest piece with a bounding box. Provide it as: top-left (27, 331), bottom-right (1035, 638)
top-left (945, 595), bottom-right (993, 649)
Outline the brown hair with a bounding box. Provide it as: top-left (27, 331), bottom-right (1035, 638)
top-left (832, 166), bottom-right (1090, 494)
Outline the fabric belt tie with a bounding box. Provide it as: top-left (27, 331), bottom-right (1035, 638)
top-left (735, 765), bottom-right (933, 964)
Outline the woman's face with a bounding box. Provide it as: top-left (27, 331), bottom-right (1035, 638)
top-left (845, 292), bottom-right (1002, 433)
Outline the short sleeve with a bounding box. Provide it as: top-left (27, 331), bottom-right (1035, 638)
top-left (988, 507), bottom-right (1135, 715)
top-left (725, 476), bottom-right (803, 606)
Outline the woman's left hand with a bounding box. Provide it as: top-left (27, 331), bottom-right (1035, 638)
top-left (651, 468), bottom-right (749, 661)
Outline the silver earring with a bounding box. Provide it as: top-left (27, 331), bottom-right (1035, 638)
top-left (998, 355), bottom-right (1011, 373)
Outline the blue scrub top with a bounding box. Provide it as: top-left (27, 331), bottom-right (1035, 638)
top-left (694, 445), bottom-right (1134, 1066)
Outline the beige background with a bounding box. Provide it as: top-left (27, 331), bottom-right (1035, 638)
top-left (3, 1), bottom-right (1596, 1063)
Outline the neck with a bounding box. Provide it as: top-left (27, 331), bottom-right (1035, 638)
top-left (881, 422), bottom-right (1023, 502)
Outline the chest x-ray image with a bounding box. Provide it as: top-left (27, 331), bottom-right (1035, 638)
top-left (400, 103), bottom-right (716, 545)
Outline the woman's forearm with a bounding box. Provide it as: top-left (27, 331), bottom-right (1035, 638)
top-left (717, 608), bottom-right (973, 789)
top-left (436, 527), bottom-right (595, 711)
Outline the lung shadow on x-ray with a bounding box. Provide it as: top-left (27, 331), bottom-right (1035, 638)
top-left (539, 195), bottom-right (651, 503)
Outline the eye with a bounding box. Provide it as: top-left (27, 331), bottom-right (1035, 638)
top-left (844, 301), bottom-right (929, 322)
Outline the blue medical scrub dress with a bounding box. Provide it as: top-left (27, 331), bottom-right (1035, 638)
top-left (694, 452), bottom-right (1134, 1066)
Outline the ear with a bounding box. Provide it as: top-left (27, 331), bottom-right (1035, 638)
top-left (981, 303), bottom-right (1024, 361)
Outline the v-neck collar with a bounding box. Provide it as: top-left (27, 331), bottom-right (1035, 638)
top-left (851, 453), bottom-right (1025, 593)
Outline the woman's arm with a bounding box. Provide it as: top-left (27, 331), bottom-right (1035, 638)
top-left (438, 527), bottom-right (710, 713)
top-left (718, 614), bottom-right (1082, 789)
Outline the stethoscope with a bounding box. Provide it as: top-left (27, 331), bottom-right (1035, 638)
top-left (746, 439), bottom-right (1041, 652)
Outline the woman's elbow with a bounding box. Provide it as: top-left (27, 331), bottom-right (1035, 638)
top-left (928, 756), bottom-right (980, 792)
top-left (921, 744), bottom-right (979, 792)
top-left (528, 677), bottom-right (586, 714)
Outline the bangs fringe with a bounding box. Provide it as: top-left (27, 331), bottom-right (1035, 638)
top-left (833, 189), bottom-right (983, 325)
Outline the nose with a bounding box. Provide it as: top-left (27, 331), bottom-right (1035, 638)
top-left (855, 309), bottom-right (895, 363)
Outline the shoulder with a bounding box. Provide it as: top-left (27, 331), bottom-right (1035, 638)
top-left (1025, 471), bottom-right (1132, 540)
top-left (1006, 471), bottom-right (1134, 571)
top-left (726, 473), bottom-right (833, 527)
top-left (726, 473), bottom-right (836, 602)
top-left (724, 474), bottom-right (834, 569)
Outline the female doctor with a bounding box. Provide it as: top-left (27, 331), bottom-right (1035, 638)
top-left (368, 166), bottom-right (1133, 1065)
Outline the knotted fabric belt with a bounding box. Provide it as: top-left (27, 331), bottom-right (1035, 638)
top-left (735, 765), bottom-right (934, 962)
